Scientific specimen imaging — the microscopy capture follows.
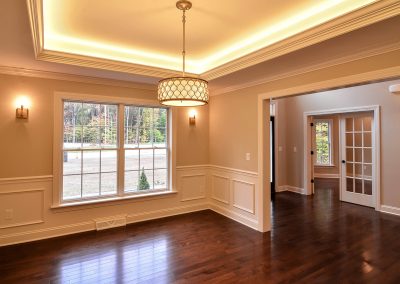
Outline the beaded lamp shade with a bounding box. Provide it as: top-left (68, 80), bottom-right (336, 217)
top-left (158, 0), bottom-right (209, 107)
top-left (158, 77), bottom-right (209, 106)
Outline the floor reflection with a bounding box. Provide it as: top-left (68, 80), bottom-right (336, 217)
top-left (57, 236), bottom-right (169, 283)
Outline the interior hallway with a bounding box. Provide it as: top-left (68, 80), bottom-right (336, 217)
top-left (1, 182), bottom-right (400, 283)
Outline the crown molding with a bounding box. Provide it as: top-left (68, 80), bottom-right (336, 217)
top-left (37, 50), bottom-right (193, 79)
top-left (203, 0), bottom-right (400, 80)
top-left (27, 0), bottom-right (400, 81)
top-left (211, 42), bottom-right (400, 96)
top-left (0, 65), bottom-right (157, 91)
top-left (26, 0), bottom-right (43, 57)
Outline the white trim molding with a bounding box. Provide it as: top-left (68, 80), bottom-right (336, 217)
top-left (26, 0), bottom-right (400, 81)
top-left (0, 165), bottom-right (261, 246)
top-left (303, 105), bottom-right (381, 209)
top-left (380, 205), bottom-right (400, 216)
top-left (277, 185), bottom-right (307, 195)
top-left (0, 203), bottom-right (208, 247)
top-left (0, 65), bottom-right (156, 91)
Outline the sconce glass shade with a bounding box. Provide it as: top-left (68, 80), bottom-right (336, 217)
top-left (158, 77), bottom-right (209, 106)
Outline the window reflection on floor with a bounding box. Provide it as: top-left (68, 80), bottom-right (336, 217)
top-left (58, 236), bottom-right (169, 283)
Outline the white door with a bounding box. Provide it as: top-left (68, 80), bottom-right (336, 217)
top-left (340, 112), bottom-right (374, 207)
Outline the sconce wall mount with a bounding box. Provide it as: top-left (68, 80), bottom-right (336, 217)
top-left (189, 110), bottom-right (196, 126)
top-left (16, 105), bottom-right (29, 119)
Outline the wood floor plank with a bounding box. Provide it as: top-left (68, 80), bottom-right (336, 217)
top-left (1, 178), bottom-right (400, 283)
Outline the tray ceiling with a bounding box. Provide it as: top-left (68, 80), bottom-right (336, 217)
top-left (32, 0), bottom-right (384, 78)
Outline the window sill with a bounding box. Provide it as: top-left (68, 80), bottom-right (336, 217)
top-left (314, 164), bottom-right (335, 168)
top-left (51, 191), bottom-right (178, 212)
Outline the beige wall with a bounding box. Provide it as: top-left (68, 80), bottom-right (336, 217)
top-left (209, 92), bottom-right (258, 172)
top-left (0, 73), bottom-right (211, 245)
top-left (208, 48), bottom-right (400, 174)
top-left (0, 73), bottom-right (209, 178)
top-left (176, 106), bottom-right (209, 166)
top-left (278, 79), bottom-right (400, 208)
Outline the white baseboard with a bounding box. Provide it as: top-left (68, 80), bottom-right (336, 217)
top-left (126, 203), bottom-right (208, 224)
top-left (313, 173), bottom-right (340, 179)
top-left (380, 205), bottom-right (400, 216)
top-left (209, 203), bottom-right (258, 231)
top-left (0, 203), bottom-right (208, 247)
top-left (0, 221), bottom-right (95, 247)
top-left (276, 186), bottom-right (287, 192)
top-left (277, 185), bottom-right (307, 195)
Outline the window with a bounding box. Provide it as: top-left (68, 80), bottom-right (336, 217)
top-left (61, 100), bottom-right (169, 203)
top-left (315, 119), bottom-right (333, 166)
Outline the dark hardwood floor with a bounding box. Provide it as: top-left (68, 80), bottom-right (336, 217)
top-left (1, 179), bottom-right (400, 283)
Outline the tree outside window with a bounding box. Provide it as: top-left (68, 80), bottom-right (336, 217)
top-left (315, 120), bottom-right (332, 166)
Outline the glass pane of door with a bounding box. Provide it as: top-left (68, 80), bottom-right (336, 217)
top-left (341, 112), bottom-right (374, 207)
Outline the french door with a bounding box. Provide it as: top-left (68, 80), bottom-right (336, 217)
top-left (340, 112), bottom-right (375, 207)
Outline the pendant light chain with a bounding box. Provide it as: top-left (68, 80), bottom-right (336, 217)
top-left (157, 1), bottom-right (209, 107)
top-left (182, 9), bottom-right (186, 77)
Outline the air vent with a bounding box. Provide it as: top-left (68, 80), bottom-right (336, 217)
top-left (94, 215), bottom-right (127, 231)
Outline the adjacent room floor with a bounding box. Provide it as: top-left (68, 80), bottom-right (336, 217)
top-left (1, 181), bottom-right (400, 283)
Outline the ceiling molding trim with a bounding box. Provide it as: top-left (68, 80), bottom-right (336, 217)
top-left (202, 0), bottom-right (400, 80)
top-left (211, 43), bottom-right (400, 96)
top-left (0, 65), bottom-right (157, 91)
top-left (27, 0), bottom-right (400, 81)
top-left (36, 50), bottom-right (194, 79)
top-left (260, 65), bottom-right (400, 100)
top-left (26, 0), bottom-right (43, 58)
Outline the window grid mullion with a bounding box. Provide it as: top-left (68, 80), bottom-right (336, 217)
top-left (62, 101), bottom-right (168, 203)
top-left (117, 103), bottom-right (125, 197)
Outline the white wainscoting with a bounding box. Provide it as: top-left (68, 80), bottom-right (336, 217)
top-left (211, 174), bottom-right (230, 204)
top-left (0, 173), bottom-right (208, 247)
top-left (0, 176), bottom-right (50, 230)
top-left (208, 166), bottom-right (259, 230)
top-left (176, 165), bottom-right (208, 202)
top-left (1, 165), bottom-right (259, 246)
top-left (232, 179), bottom-right (255, 214)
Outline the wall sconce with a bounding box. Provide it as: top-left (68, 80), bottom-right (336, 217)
top-left (15, 96), bottom-right (30, 119)
top-left (389, 84), bottom-right (400, 94)
top-left (189, 110), bottom-right (196, 126)
top-left (16, 105), bottom-right (29, 119)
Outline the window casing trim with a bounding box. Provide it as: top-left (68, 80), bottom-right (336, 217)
top-left (314, 119), bottom-right (334, 167)
top-left (53, 92), bottom-right (176, 208)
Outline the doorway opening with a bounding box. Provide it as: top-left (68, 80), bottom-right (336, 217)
top-left (270, 101), bottom-right (277, 199)
top-left (304, 106), bottom-right (380, 209)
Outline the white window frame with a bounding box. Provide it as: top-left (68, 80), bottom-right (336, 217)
top-left (52, 92), bottom-right (176, 208)
top-left (314, 119), bottom-right (334, 167)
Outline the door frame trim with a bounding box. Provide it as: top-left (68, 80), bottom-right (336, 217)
top-left (303, 105), bottom-right (381, 210)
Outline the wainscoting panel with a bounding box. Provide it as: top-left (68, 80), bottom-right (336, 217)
top-left (0, 188), bottom-right (44, 229)
top-left (180, 174), bottom-right (206, 201)
top-left (209, 166), bottom-right (259, 230)
top-left (211, 175), bottom-right (230, 204)
top-left (232, 179), bottom-right (255, 214)
top-left (176, 165), bottom-right (208, 202)
top-left (1, 165), bottom-right (260, 246)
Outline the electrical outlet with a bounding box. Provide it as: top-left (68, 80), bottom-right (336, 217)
top-left (293, 146), bottom-right (297, 153)
top-left (5, 209), bottom-right (13, 220)
top-left (246, 153), bottom-right (251, 161)
top-left (278, 146), bottom-right (283, 152)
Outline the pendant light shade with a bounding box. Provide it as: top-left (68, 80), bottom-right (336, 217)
top-left (158, 77), bottom-right (209, 106)
top-left (158, 1), bottom-right (209, 107)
